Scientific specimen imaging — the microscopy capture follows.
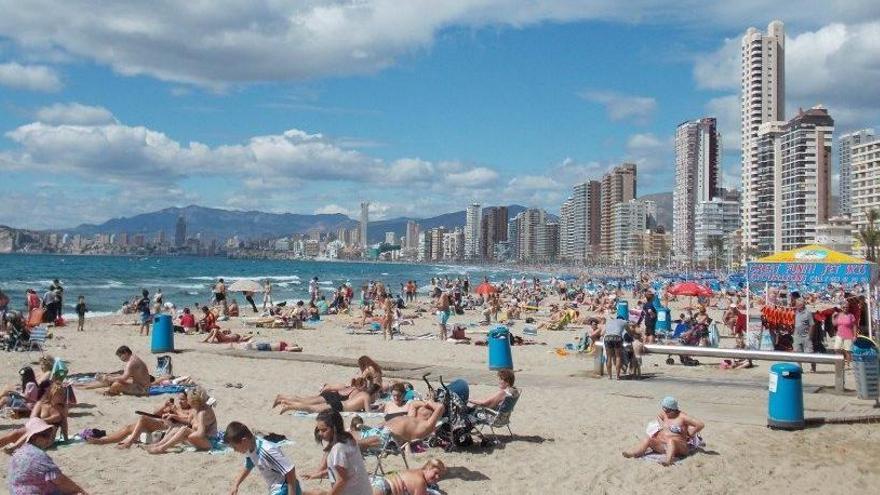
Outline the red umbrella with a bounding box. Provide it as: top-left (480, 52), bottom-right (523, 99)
top-left (475, 282), bottom-right (497, 296)
top-left (667, 282), bottom-right (713, 297)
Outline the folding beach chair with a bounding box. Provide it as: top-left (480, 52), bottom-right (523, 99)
top-left (471, 390), bottom-right (520, 444)
top-left (25, 326), bottom-right (49, 353)
top-left (364, 431), bottom-right (411, 476)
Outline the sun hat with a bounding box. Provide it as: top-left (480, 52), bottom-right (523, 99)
top-left (23, 417), bottom-right (54, 443)
top-left (660, 396), bottom-right (679, 411)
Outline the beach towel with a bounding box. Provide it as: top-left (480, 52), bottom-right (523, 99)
top-left (640, 423), bottom-right (706, 464)
top-left (148, 384), bottom-right (191, 396)
top-left (290, 411), bottom-right (384, 419)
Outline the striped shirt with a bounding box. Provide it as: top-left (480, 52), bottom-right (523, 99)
top-left (245, 437), bottom-right (294, 493)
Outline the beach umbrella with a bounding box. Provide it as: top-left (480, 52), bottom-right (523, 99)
top-left (667, 282), bottom-right (713, 297)
top-left (475, 282), bottom-right (497, 296)
top-left (228, 279), bottom-right (263, 293)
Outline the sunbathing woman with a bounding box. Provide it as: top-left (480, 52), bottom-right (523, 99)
top-left (0, 367), bottom-right (40, 414)
top-left (228, 341), bottom-right (302, 352)
top-left (146, 387), bottom-right (219, 454)
top-left (0, 377), bottom-right (69, 450)
top-left (357, 400), bottom-right (445, 450)
top-left (202, 328), bottom-right (253, 343)
top-left (87, 393), bottom-right (193, 448)
top-left (372, 459), bottom-right (446, 495)
top-left (623, 396), bottom-right (704, 466)
top-left (321, 356), bottom-right (384, 393)
top-left (275, 379), bottom-right (379, 414)
top-left (198, 306), bottom-right (219, 333)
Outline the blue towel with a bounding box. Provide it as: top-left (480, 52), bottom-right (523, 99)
top-left (149, 384), bottom-right (189, 396)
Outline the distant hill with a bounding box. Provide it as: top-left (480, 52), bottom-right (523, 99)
top-left (65, 205), bottom-right (356, 241)
top-left (61, 204), bottom-right (533, 242)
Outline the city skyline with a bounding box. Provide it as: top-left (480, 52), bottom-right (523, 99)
top-left (1, 3), bottom-right (878, 230)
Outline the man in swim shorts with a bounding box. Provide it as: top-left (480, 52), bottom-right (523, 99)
top-left (436, 291), bottom-right (451, 341)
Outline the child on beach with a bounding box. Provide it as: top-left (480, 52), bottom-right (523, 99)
top-left (225, 421), bottom-right (301, 495)
top-left (75, 295), bottom-right (88, 332)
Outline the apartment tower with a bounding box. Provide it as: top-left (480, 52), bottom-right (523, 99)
top-left (673, 117), bottom-right (720, 259)
top-left (600, 164), bottom-right (637, 257)
top-left (741, 20), bottom-right (785, 257)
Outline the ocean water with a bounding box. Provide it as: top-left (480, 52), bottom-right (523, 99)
top-left (0, 254), bottom-right (535, 316)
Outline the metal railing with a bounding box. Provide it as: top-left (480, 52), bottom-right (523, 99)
top-left (593, 342), bottom-right (846, 392)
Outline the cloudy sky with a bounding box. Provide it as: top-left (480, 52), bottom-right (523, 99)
top-left (0, 1), bottom-right (878, 229)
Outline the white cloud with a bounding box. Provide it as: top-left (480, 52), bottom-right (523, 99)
top-left (7, 1), bottom-right (874, 87)
top-left (506, 175), bottom-right (561, 191)
top-left (313, 204), bottom-right (351, 216)
top-left (444, 167), bottom-right (499, 187)
top-left (623, 132), bottom-right (673, 179)
top-left (578, 89), bottom-right (657, 124)
top-left (35, 103), bottom-right (116, 125)
top-left (695, 21), bottom-right (880, 134)
top-left (0, 62), bottom-right (62, 91)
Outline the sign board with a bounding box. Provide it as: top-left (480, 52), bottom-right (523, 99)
top-left (747, 262), bottom-right (874, 284)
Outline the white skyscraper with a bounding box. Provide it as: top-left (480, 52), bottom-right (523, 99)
top-left (850, 139), bottom-right (880, 252)
top-left (674, 117), bottom-right (721, 259)
top-left (612, 199), bottom-right (656, 261)
top-left (464, 203), bottom-right (482, 260)
top-left (839, 129), bottom-right (875, 217)
top-left (359, 202), bottom-right (370, 248)
top-left (741, 20), bottom-right (785, 257)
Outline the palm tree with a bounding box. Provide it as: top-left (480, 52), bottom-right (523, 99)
top-left (858, 208), bottom-right (880, 261)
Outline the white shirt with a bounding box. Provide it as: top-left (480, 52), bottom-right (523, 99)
top-left (245, 437), bottom-right (294, 492)
top-left (327, 440), bottom-right (371, 495)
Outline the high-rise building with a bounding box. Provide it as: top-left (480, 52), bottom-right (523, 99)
top-left (741, 20), bottom-right (785, 257)
top-left (480, 206), bottom-right (508, 260)
top-left (851, 139), bottom-right (880, 252)
top-left (359, 202), bottom-right (370, 248)
top-left (839, 129), bottom-right (875, 217)
top-left (815, 217), bottom-right (853, 254)
top-left (430, 227), bottom-right (447, 261)
top-left (673, 117), bottom-right (721, 259)
top-left (754, 107), bottom-right (834, 253)
top-left (384, 232), bottom-right (396, 245)
top-left (464, 203), bottom-right (481, 260)
top-left (507, 218), bottom-right (520, 260)
top-left (536, 222), bottom-right (559, 261)
top-left (417, 231), bottom-right (432, 262)
top-left (174, 215), bottom-right (187, 248)
top-left (517, 209), bottom-right (546, 261)
top-left (442, 229), bottom-right (465, 261)
top-left (560, 180), bottom-right (602, 262)
top-left (694, 198), bottom-right (741, 263)
top-left (405, 220), bottom-right (420, 250)
top-left (601, 163), bottom-right (637, 256)
top-left (612, 199), bottom-right (655, 261)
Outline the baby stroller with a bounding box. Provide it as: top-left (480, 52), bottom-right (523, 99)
top-left (422, 373), bottom-right (474, 450)
top-left (4, 312), bottom-right (30, 351)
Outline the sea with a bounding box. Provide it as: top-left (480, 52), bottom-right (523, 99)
top-left (0, 254), bottom-right (541, 317)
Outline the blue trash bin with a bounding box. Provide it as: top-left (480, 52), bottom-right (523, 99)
top-left (616, 300), bottom-right (629, 320)
top-left (488, 326), bottom-right (513, 370)
top-left (768, 362), bottom-right (804, 430)
top-left (151, 314), bottom-right (174, 353)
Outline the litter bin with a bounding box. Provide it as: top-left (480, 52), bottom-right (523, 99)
top-left (488, 326), bottom-right (513, 370)
top-left (616, 300), bottom-right (629, 320)
top-left (768, 362), bottom-right (804, 430)
top-left (151, 314), bottom-right (174, 353)
top-left (851, 337), bottom-right (879, 402)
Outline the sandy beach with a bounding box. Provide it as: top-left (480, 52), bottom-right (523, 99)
top-left (1, 298), bottom-right (879, 495)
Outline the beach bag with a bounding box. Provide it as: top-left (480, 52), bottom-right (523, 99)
top-left (451, 325), bottom-right (467, 340)
top-left (156, 356), bottom-right (173, 376)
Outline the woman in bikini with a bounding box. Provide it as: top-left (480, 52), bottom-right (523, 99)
top-left (371, 459), bottom-right (446, 495)
top-left (201, 327), bottom-right (253, 344)
top-left (623, 396), bottom-right (704, 466)
top-left (146, 387), bottom-right (218, 454)
top-left (88, 392), bottom-right (194, 448)
top-left (275, 379), bottom-right (379, 415)
top-left (0, 378), bottom-right (69, 450)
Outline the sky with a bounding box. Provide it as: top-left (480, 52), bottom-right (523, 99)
top-left (0, 1), bottom-right (878, 229)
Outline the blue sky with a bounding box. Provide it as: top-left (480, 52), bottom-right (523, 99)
top-left (0, 1), bottom-right (878, 229)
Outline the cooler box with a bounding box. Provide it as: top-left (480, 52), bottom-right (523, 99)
top-left (488, 326), bottom-right (513, 370)
top-left (656, 308), bottom-right (671, 333)
top-left (151, 314), bottom-right (174, 353)
top-left (768, 362), bottom-right (804, 430)
top-left (615, 300), bottom-right (629, 320)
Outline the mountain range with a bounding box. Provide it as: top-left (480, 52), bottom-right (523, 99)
top-left (63, 204), bottom-right (532, 243)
